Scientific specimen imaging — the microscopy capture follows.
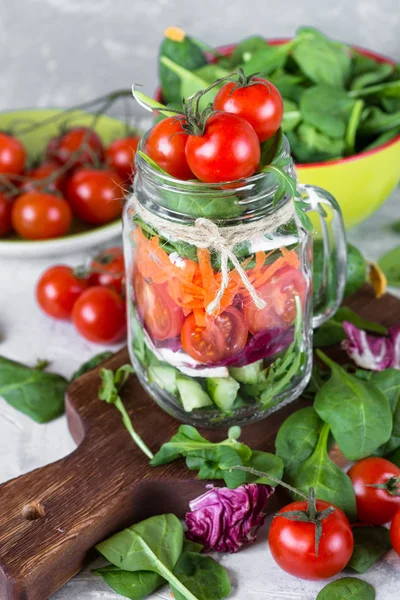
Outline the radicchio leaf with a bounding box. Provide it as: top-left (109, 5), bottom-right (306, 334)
top-left (342, 322), bottom-right (400, 371)
top-left (185, 484), bottom-right (273, 553)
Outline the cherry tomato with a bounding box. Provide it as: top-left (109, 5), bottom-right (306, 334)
top-left (144, 117), bottom-right (193, 180)
top-left (65, 168), bottom-right (124, 225)
top-left (0, 132), bottom-right (26, 175)
top-left (11, 192), bottom-right (72, 240)
top-left (181, 306), bottom-right (248, 363)
top-left (46, 127), bottom-right (104, 167)
top-left (106, 136), bottom-right (140, 181)
top-left (244, 266), bottom-right (306, 334)
top-left (133, 272), bottom-right (184, 341)
top-left (72, 286), bottom-right (126, 344)
top-left (0, 192), bottom-right (13, 236)
top-left (185, 112), bottom-right (260, 183)
top-left (213, 78), bottom-right (283, 142)
top-left (36, 265), bottom-right (89, 320)
top-left (21, 161), bottom-right (65, 194)
top-left (348, 457), bottom-right (400, 525)
top-left (89, 246), bottom-right (125, 294)
top-left (390, 509), bottom-right (400, 556)
top-left (269, 500), bottom-right (354, 580)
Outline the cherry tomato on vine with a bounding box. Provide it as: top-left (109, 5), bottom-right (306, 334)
top-left (0, 132), bottom-right (26, 175)
top-left (181, 306), bottom-right (248, 363)
top-left (72, 286), bottom-right (126, 344)
top-left (36, 265), bottom-right (89, 320)
top-left (185, 112), bottom-right (260, 183)
top-left (21, 161), bottom-right (66, 194)
top-left (66, 168), bottom-right (124, 225)
top-left (0, 192), bottom-right (13, 236)
top-left (269, 499), bottom-right (354, 580)
top-left (46, 127), bottom-right (104, 167)
top-left (89, 246), bottom-right (125, 294)
top-left (244, 267), bottom-right (306, 334)
top-left (390, 509), bottom-right (400, 556)
top-left (144, 116), bottom-right (194, 180)
top-left (134, 272), bottom-right (184, 341)
top-left (348, 457), bottom-right (400, 525)
top-left (106, 136), bottom-right (140, 181)
top-left (213, 77), bottom-right (283, 142)
top-left (11, 192), bottom-right (72, 240)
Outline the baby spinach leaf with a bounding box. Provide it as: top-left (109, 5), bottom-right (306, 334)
top-left (0, 356), bottom-right (67, 423)
top-left (350, 63), bottom-right (394, 90)
top-left (288, 423), bottom-right (357, 520)
top-left (259, 128), bottom-right (283, 167)
top-left (348, 526), bottom-right (392, 574)
top-left (171, 551), bottom-right (231, 600)
top-left (300, 85), bottom-right (355, 139)
top-left (369, 369), bottom-right (400, 455)
top-left (287, 125), bottom-right (345, 163)
top-left (349, 78), bottom-right (400, 99)
top-left (360, 107), bottom-right (400, 134)
top-left (96, 514), bottom-right (198, 600)
top-left (71, 352), bottom-right (113, 381)
top-left (282, 99), bottom-right (301, 132)
top-left (240, 42), bottom-right (291, 76)
top-left (242, 451), bottom-right (284, 486)
top-left (345, 99), bottom-right (364, 155)
top-left (314, 352), bottom-right (392, 460)
top-left (390, 447), bottom-right (400, 467)
top-left (269, 71), bottom-right (305, 103)
top-left (313, 307), bottom-right (387, 348)
top-left (275, 407), bottom-right (324, 475)
top-left (158, 186), bottom-right (244, 220)
top-left (93, 565), bottom-right (164, 600)
top-left (230, 35), bottom-right (267, 66)
top-left (292, 28), bottom-right (351, 88)
top-left (316, 577), bottom-right (375, 600)
top-left (378, 245), bottom-right (400, 286)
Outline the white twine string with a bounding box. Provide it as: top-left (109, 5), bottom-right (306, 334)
top-left (130, 194), bottom-right (295, 315)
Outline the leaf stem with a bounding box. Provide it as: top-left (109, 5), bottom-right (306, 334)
top-left (230, 465), bottom-right (309, 500)
top-left (156, 560), bottom-right (200, 600)
top-left (115, 397), bottom-right (154, 460)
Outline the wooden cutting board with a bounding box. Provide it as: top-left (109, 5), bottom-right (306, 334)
top-left (0, 285), bottom-right (398, 600)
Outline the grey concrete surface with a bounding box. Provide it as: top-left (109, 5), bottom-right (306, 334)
top-left (0, 0), bottom-right (399, 116)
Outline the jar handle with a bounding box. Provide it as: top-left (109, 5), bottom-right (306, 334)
top-left (298, 184), bottom-right (347, 329)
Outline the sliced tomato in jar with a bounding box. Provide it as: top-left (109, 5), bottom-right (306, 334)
top-left (133, 272), bottom-right (184, 341)
top-left (181, 306), bottom-right (248, 363)
top-left (244, 266), bottom-right (306, 335)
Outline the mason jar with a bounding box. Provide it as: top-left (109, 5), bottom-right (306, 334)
top-left (123, 135), bottom-right (346, 427)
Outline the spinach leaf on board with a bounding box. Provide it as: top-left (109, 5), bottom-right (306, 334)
top-left (313, 306), bottom-right (388, 348)
top-left (314, 352), bottom-right (392, 461)
top-left (378, 245), bottom-right (400, 286)
top-left (287, 422), bottom-right (357, 520)
top-left (348, 526), bottom-right (392, 574)
top-left (171, 551), bottom-right (231, 600)
top-left (300, 84), bottom-right (355, 139)
top-left (292, 28), bottom-right (352, 88)
top-left (93, 565), bottom-right (163, 600)
top-left (0, 356), bottom-right (67, 423)
top-left (316, 578), bottom-right (375, 600)
top-left (71, 352), bottom-right (113, 381)
top-left (242, 450), bottom-right (284, 486)
top-left (275, 406), bottom-right (324, 476)
top-left (369, 369), bottom-right (400, 455)
top-left (96, 514), bottom-right (198, 600)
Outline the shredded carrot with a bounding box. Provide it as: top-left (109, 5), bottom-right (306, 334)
top-left (193, 308), bottom-right (206, 327)
top-left (197, 248), bottom-right (217, 307)
top-left (281, 247), bottom-right (300, 269)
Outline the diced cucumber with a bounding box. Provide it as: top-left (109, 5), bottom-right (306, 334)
top-left (206, 377), bottom-right (240, 412)
top-left (148, 365), bottom-right (178, 395)
top-left (176, 377), bottom-right (213, 412)
top-left (229, 360), bottom-right (263, 384)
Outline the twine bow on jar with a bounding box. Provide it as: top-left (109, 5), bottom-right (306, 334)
top-left (130, 194), bottom-right (295, 316)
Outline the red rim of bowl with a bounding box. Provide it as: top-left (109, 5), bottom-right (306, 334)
top-left (155, 37), bottom-right (400, 170)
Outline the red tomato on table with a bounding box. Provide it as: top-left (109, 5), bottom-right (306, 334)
top-left (36, 265), bottom-right (89, 320)
top-left (390, 509), bottom-right (400, 556)
top-left (269, 499), bottom-right (354, 580)
top-left (89, 246), bottom-right (125, 294)
top-left (181, 306), bottom-right (248, 363)
top-left (348, 457), bottom-right (400, 525)
top-left (72, 286), bottom-right (126, 344)
top-left (134, 272), bottom-right (184, 341)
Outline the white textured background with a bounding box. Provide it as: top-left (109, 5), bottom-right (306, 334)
top-left (0, 0), bottom-right (399, 114)
top-left (1, 1), bottom-right (400, 598)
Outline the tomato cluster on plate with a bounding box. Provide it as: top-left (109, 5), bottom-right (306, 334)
top-left (36, 246), bottom-right (126, 344)
top-left (0, 128), bottom-right (140, 240)
top-left (144, 74), bottom-right (283, 183)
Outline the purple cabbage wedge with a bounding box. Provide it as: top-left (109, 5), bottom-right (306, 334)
top-left (342, 322), bottom-right (400, 371)
top-left (185, 484), bottom-right (273, 553)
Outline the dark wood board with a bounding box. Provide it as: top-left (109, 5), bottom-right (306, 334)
top-left (0, 285), bottom-right (398, 600)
